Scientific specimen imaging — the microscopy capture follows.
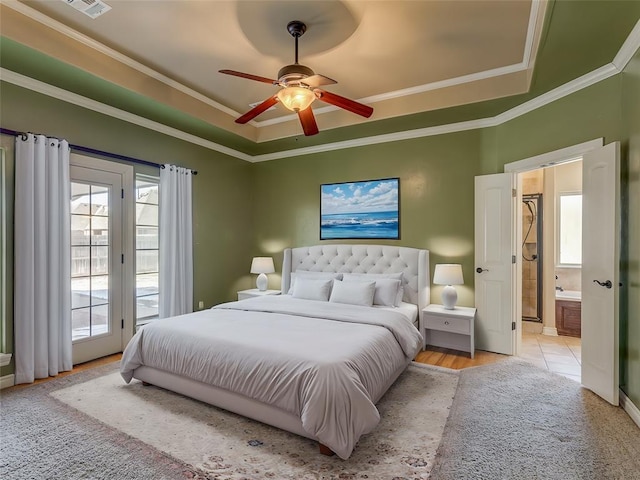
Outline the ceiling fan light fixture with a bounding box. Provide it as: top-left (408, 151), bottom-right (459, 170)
top-left (277, 86), bottom-right (316, 112)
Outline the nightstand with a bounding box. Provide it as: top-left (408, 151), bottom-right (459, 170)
top-left (422, 304), bottom-right (476, 358)
top-left (237, 289), bottom-right (281, 301)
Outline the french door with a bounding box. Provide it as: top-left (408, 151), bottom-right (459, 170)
top-left (581, 142), bottom-right (620, 405)
top-left (474, 172), bottom-right (517, 355)
top-left (70, 155), bottom-right (134, 364)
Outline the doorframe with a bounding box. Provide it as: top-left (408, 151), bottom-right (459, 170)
top-left (70, 153), bottom-right (135, 350)
top-left (503, 138), bottom-right (604, 356)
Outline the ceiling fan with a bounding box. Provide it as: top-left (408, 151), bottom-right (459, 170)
top-left (219, 20), bottom-right (373, 136)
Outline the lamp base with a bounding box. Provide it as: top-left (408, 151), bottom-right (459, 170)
top-left (256, 273), bottom-right (268, 291)
top-left (441, 285), bottom-right (458, 309)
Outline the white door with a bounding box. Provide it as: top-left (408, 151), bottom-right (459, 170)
top-left (70, 165), bottom-right (125, 364)
top-left (581, 142), bottom-right (620, 405)
top-left (474, 173), bottom-right (517, 354)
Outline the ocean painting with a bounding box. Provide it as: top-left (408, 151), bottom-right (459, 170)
top-left (320, 178), bottom-right (399, 239)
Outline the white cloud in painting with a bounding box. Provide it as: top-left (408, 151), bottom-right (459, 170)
top-left (321, 180), bottom-right (398, 215)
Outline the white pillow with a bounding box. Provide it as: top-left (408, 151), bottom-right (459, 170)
top-left (288, 271), bottom-right (343, 294)
top-left (291, 278), bottom-right (333, 301)
top-left (329, 280), bottom-right (376, 307)
top-left (343, 272), bottom-right (404, 307)
top-left (342, 276), bottom-right (402, 307)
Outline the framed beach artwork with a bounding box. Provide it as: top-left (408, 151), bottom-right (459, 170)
top-left (320, 178), bottom-right (400, 240)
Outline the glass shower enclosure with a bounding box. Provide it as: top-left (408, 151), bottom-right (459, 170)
top-left (522, 194), bottom-right (543, 322)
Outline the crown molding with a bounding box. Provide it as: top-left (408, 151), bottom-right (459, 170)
top-left (3, 0), bottom-right (545, 130)
top-left (522, 0), bottom-right (544, 68)
top-left (0, 68), bottom-right (252, 162)
top-left (1, 0), bottom-right (240, 119)
top-left (253, 118), bottom-right (494, 162)
top-left (493, 63), bottom-right (620, 125)
top-left (1, 16), bottom-right (638, 163)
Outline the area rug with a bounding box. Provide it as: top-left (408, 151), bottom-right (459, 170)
top-left (1, 361), bottom-right (458, 479)
top-left (430, 358), bottom-right (640, 480)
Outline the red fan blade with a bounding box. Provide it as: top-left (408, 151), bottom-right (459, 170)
top-left (298, 107), bottom-right (319, 136)
top-left (219, 69), bottom-right (278, 85)
top-left (235, 95), bottom-right (279, 124)
top-left (315, 89), bottom-right (373, 118)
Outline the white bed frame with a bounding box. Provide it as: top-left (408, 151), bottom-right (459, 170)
top-left (132, 244), bottom-right (430, 453)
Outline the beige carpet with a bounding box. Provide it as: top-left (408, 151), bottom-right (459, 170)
top-left (430, 358), bottom-right (640, 480)
top-left (51, 362), bottom-right (458, 479)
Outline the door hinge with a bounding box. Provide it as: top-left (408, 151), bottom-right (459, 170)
top-left (121, 254), bottom-right (124, 264)
top-left (512, 188), bottom-right (517, 197)
top-left (121, 188), bottom-right (124, 199)
top-left (121, 319), bottom-right (124, 329)
top-left (512, 255), bottom-right (516, 264)
top-left (512, 321), bottom-right (516, 330)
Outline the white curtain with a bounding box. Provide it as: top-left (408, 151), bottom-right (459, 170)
top-left (14, 134), bottom-right (72, 384)
top-left (159, 164), bottom-right (194, 317)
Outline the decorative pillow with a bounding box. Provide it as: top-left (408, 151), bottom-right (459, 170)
top-left (329, 280), bottom-right (376, 307)
top-left (288, 271), bottom-right (343, 294)
top-left (342, 273), bottom-right (405, 307)
top-left (343, 276), bottom-right (402, 307)
top-left (291, 278), bottom-right (333, 302)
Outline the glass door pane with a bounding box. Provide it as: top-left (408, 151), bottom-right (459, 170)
top-left (71, 182), bottom-right (111, 341)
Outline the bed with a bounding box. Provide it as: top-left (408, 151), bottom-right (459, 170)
top-left (120, 244), bottom-right (430, 459)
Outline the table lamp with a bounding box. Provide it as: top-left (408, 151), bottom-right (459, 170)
top-left (433, 264), bottom-right (464, 309)
top-left (250, 257), bottom-right (275, 291)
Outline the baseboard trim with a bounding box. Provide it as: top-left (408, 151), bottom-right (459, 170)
top-left (542, 327), bottom-right (558, 336)
top-left (0, 374), bottom-right (15, 389)
top-left (620, 389), bottom-right (640, 428)
top-left (0, 352), bottom-right (12, 367)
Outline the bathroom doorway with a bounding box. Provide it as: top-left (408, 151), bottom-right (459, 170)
top-left (518, 164), bottom-right (582, 383)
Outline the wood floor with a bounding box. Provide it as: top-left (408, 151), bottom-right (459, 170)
top-left (6, 353), bottom-right (123, 391)
top-left (7, 346), bottom-right (506, 392)
top-left (414, 346), bottom-right (507, 370)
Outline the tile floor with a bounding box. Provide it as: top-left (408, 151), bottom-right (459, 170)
top-left (519, 333), bottom-right (582, 382)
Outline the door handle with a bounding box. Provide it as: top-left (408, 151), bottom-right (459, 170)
top-left (593, 279), bottom-right (612, 289)
top-left (476, 267), bottom-right (488, 274)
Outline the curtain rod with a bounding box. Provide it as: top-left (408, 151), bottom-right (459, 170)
top-left (0, 127), bottom-right (197, 175)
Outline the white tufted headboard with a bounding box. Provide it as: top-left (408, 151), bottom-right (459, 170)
top-left (281, 244), bottom-right (430, 313)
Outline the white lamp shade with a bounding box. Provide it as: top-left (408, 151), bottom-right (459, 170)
top-left (251, 257), bottom-right (275, 292)
top-left (250, 257), bottom-right (275, 274)
top-left (433, 264), bottom-right (464, 286)
top-left (433, 264), bottom-right (463, 309)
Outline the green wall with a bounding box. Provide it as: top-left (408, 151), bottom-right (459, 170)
top-left (0, 82), bottom-right (254, 377)
top-left (252, 130), bottom-right (483, 307)
top-left (251, 72), bottom-right (640, 406)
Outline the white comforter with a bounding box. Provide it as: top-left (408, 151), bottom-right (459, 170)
top-left (120, 296), bottom-right (423, 459)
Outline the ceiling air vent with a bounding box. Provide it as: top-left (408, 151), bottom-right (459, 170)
top-left (61, 0), bottom-right (111, 19)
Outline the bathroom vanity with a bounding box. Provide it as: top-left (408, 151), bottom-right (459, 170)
top-left (555, 290), bottom-right (582, 337)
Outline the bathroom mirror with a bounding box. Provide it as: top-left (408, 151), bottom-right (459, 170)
top-left (558, 192), bottom-right (582, 266)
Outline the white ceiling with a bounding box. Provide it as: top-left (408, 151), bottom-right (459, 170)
top-left (9, 0), bottom-right (546, 142)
